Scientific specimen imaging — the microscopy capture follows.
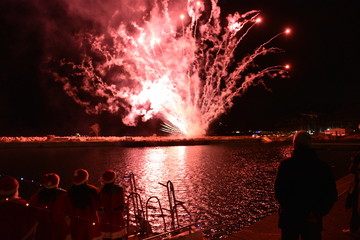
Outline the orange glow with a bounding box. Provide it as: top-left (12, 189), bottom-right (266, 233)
top-left (285, 28), bottom-right (291, 34)
top-left (180, 14), bottom-right (185, 20)
top-left (255, 17), bottom-right (262, 23)
top-left (284, 64), bottom-right (290, 69)
top-left (196, 1), bottom-right (201, 6)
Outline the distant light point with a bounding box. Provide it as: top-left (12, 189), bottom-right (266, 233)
top-left (255, 17), bottom-right (262, 23)
top-left (284, 64), bottom-right (290, 69)
top-left (285, 28), bottom-right (291, 34)
top-left (180, 14), bottom-right (185, 20)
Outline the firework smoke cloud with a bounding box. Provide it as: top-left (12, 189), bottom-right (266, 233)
top-left (2, 0), bottom-right (289, 137)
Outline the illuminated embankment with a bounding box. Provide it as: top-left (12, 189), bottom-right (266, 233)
top-left (0, 136), bottom-right (262, 148)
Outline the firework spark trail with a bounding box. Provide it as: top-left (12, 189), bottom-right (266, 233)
top-left (53, 0), bottom-right (289, 137)
top-left (160, 122), bottom-right (184, 136)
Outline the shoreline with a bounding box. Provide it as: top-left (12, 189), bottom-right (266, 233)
top-left (0, 135), bottom-right (359, 148)
top-left (0, 136), bottom-right (260, 148)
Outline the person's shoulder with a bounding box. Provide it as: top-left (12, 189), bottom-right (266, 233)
top-left (279, 156), bottom-right (295, 166)
top-left (316, 158), bottom-right (332, 171)
top-left (280, 156), bottom-right (293, 163)
top-left (86, 184), bottom-right (99, 193)
top-left (86, 183), bottom-right (98, 189)
top-left (113, 184), bottom-right (123, 191)
top-left (100, 183), bottom-right (123, 193)
top-left (56, 188), bottom-right (67, 195)
top-left (1, 197), bottom-right (28, 208)
top-left (13, 197), bottom-right (28, 205)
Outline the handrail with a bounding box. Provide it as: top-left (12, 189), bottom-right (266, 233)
top-left (141, 223), bottom-right (198, 240)
top-left (125, 172), bottom-right (146, 237)
top-left (145, 196), bottom-right (167, 233)
top-left (158, 180), bottom-right (192, 231)
top-left (124, 177), bottom-right (196, 238)
top-left (124, 172), bottom-right (141, 193)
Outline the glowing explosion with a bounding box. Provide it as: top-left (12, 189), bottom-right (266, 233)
top-left (53, 0), bottom-right (290, 137)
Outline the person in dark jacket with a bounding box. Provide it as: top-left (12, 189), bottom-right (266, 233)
top-left (274, 130), bottom-right (338, 240)
top-left (64, 169), bottom-right (102, 240)
top-left (99, 170), bottom-right (127, 240)
top-left (0, 175), bottom-right (38, 240)
top-left (343, 151), bottom-right (360, 236)
top-left (29, 173), bottom-right (70, 240)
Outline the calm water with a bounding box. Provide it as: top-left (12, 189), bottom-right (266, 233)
top-left (0, 142), bottom-right (297, 238)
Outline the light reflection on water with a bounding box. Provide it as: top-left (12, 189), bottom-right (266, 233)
top-left (1, 142), bottom-right (292, 239)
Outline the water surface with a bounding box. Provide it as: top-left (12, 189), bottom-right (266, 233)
top-left (0, 142), bottom-right (295, 238)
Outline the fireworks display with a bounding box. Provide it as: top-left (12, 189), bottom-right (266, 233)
top-left (52, 0), bottom-right (290, 137)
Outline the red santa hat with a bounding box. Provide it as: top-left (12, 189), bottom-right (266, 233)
top-left (0, 176), bottom-right (19, 196)
top-left (43, 173), bottom-right (60, 189)
top-left (73, 169), bottom-right (89, 185)
top-left (102, 170), bottom-right (116, 184)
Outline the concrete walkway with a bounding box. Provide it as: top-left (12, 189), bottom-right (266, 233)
top-left (225, 174), bottom-right (355, 240)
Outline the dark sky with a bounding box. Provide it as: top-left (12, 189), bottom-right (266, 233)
top-left (219, 0), bottom-right (359, 132)
top-left (0, 0), bottom-right (358, 136)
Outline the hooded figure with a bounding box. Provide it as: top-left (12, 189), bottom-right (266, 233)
top-left (275, 131), bottom-right (338, 240)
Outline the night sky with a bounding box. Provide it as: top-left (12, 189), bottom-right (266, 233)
top-left (0, 0), bottom-right (358, 136)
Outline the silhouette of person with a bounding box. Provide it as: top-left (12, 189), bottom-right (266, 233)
top-left (343, 151), bottom-right (360, 236)
top-left (274, 130), bottom-right (338, 240)
top-left (0, 175), bottom-right (38, 240)
top-left (29, 173), bottom-right (70, 240)
top-left (64, 169), bottom-right (102, 240)
top-left (99, 170), bottom-right (127, 240)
